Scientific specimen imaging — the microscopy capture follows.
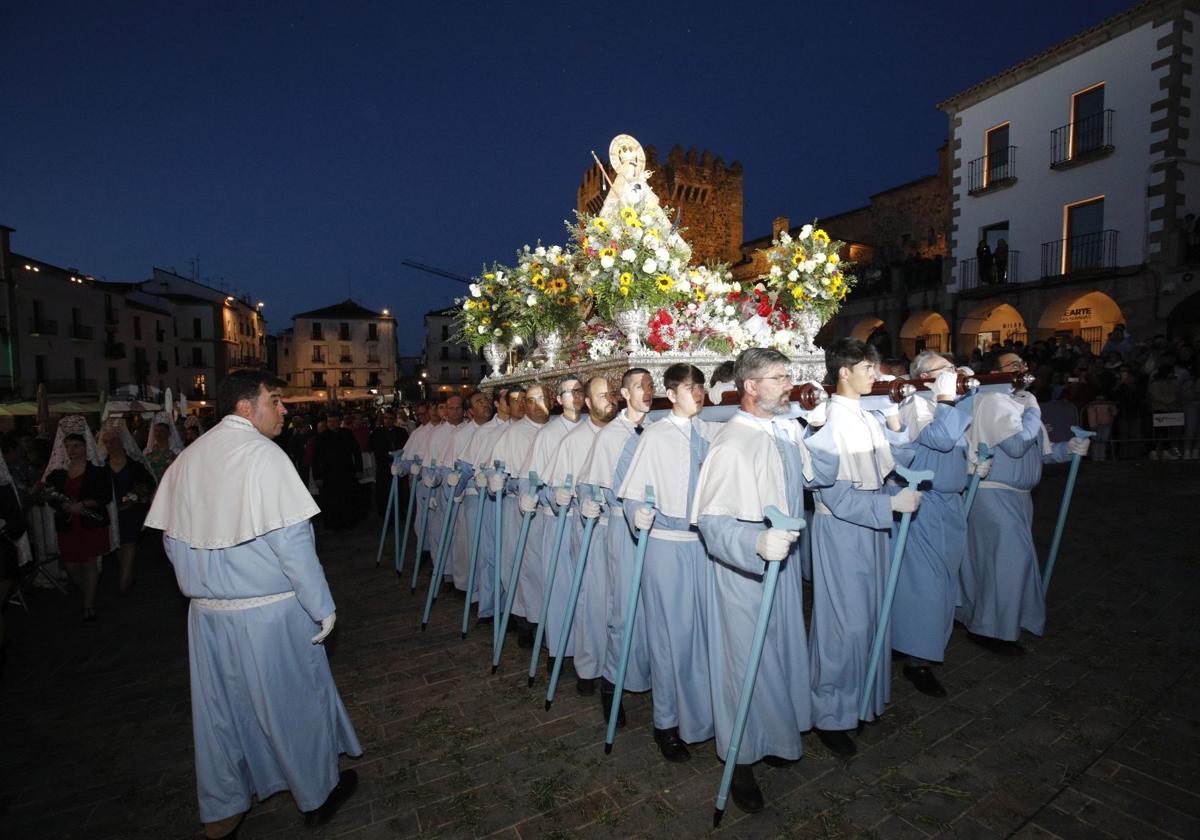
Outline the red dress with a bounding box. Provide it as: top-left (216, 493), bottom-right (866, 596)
top-left (57, 473), bottom-right (110, 564)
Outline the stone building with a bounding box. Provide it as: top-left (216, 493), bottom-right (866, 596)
top-left (424, 306), bottom-right (486, 395)
top-left (279, 299), bottom-right (396, 406)
top-left (578, 144), bottom-right (744, 264)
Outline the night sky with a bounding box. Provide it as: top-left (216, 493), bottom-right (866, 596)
top-left (2, 0), bottom-right (1131, 354)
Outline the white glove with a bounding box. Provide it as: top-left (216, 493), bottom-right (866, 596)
top-left (447, 472), bottom-right (461, 487)
top-left (428, 496), bottom-right (438, 511)
top-left (804, 400), bottom-right (828, 428)
top-left (519, 494), bottom-right (538, 513)
top-left (932, 369), bottom-right (958, 401)
top-left (487, 473), bottom-right (505, 494)
top-left (422, 472), bottom-right (437, 488)
top-left (554, 487), bottom-right (573, 507)
top-left (1068, 437), bottom-right (1091, 457)
top-left (877, 373), bottom-right (896, 382)
top-left (409, 464), bottom-right (421, 476)
top-left (890, 488), bottom-right (922, 514)
top-left (311, 612), bottom-right (336, 644)
top-left (1011, 390), bottom-right (1039, 411)
top-left (580, 498), bottom-right (601, 519)
top-left (390, 464), bottom-right (401, 476)
top-left (474, 472), bottom-right (488, 489)
top-left (633, 506), bottom-right (655, 532)
top-left (973, 458), bottom-right (992, 479)
top-left (957, 366), bottom-right (975, 377)
top-left (755, 528), bottom-right (799, 562)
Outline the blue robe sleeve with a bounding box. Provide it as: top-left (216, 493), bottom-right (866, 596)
top-left (698, 514), bottom-right (768, 576)
top-left (1044, 440), bottom-right (1073, 464)
top-left (261, 521), bottom-right (336, 621)
top-left (997, 408), bottom-right (1042, 458)
top-left (816, 479), bottom-right (894, 530)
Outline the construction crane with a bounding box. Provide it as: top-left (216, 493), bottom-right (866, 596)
top-left (400, 259), bottom-right (471, 285)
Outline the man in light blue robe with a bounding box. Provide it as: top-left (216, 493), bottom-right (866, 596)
top-left (692, 348), bottom-right (828, 815)
top-left (146, 371), bottom-right (361, 837)
top-left (891, 353), bottom-right (973, 697)
top-left (422, 395), bottom-right (462, 574)
top-left (400, 398), bottom-right (442, 569)
top-left (958, 353), bottom-right (1087, 655)
top-left (805, 339), bottom-right (921, 757)
top-left (452, 394), bottom-right (506, 615)
top-left (582, 368), bottom-right (654, 726)
top-left (619, 363), bottom-right (717, 763)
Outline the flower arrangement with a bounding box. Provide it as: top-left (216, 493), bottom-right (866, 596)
top-left (456, 263), bottom-right (517, 351)
top-left (511, 244), bottom-right (582, 340)
top-left (758, 222), bottom-right (856, 323)
top-left (569, 202), bottom-right (693, 322)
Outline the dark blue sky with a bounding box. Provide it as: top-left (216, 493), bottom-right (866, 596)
top-left (2, 0), bottom-right (1131, 354)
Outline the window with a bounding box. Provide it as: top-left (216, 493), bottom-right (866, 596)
top-left (311, 322), bottom-right (323, 340)
top-left (1071, 84), bottom-right (1105, 158)
top-left (108, 367), bottom-right (118, 390)
top-left (35, 355), bottom-right (46, 384)
top-left (460, 366), bottom-right (469, 380)
top-left (339, 371), bottom-right (354, 387)
top-left (74, 358), bottom-right (85, 387)
top-left (980, 221), bottom-right (1012, 284)
top-left (339, 344), bottom-right (352, 363)
top-left (312, 371), bottom-right (325, 387)
top-left (440, 366), bottom-right (449, 380)
top-left (367, 371), bottom-right (381, 387)
top-left (459, 347), bottom-right (470, 360)
top-left (312, 345), bottom-right (326, 363)
top-left (191, 346), bottom-right (203, 366)
top-left (368, 322), bottom-right (378, 341)
top-left (440, 346), bottom-right (449, 360)
top-left (193, 317), bottom-right (202, 339)
top-left (1064, 197), bottom-right (1105, 273)
top-left (339, 322), bottom-right (350, 340)
top-left (984, 123), bottom-right (1011, 186)
top-left (133, 316), bottom-right (142, 341)
top-left (193, 373), bottom-right (207, 397)
top-left (441, 325), bottom-right (449, 340)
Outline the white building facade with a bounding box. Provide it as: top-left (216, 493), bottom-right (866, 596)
top-left (283, 300), bottom-right (397, 404)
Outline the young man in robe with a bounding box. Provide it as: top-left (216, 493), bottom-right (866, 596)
top-left (692, 348), bottom-right (827, 813)
top-left (959, 352), bottom-right (1088, 655)
top-left (446, 390), bottom-right (502, 598)
top-left (147, 370), bottom-right (360, 838)
top-left (399, 398), bottom-right (442, 564)
top-left (422, 394), bottom-right (462, 570)
top-left (541, 376), bottom-right (618, 692)
top-left (805, 338), bottom-right (922, 756)
top-left (579, 368), bottom-right (654, 726)
top-left (619, 363), bottom-right (718, 763)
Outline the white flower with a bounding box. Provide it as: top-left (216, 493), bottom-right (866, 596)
top-left (477, 325), bottom-right (486, 334)
top-left (724, 305), bottom-right (736, 317)
top-left (629, 226), bottom-right (643, 241)
top-left (534, 246), bottom-right (546, 257)
top-left (769, 265), bottom-right (782, 277)
top-left (643, 258), bottom-right (658, 274)
top-left (469, 283), bottom-right (482, 298)
top-left (601, 255), bottom-right (615, 269)
top-left (493, 327), bottom-right (503, 336)
top-left (491, 303), bottom-right (499, 311)
top-left (799, 224), bottom-right (813, 240)
top-left (803, 260), bottom-right (816, 272)
top-left (621, 248), bottom-right (636, 262)
top-left (526, 294), bottom-right (537, 306)
top-left (787, 270), bottom-right (799, 282)
top-left (825, 261), bottom-right (837, 274)
top-left (655, 247), bottom-right (669, 263)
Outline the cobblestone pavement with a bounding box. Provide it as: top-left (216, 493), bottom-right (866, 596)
top-left (2, 461), bottom-right (1198, 840)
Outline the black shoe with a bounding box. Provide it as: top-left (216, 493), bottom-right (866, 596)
top-left (517, 623), bottom-right (535, 649)
top-left (762, 754), bottom-right (799, 768)
top-left (576, 677), bottom-right (597, 696)
top-left (816, 729), bottom-right (857, 756)
top-left (966, 631), bottom-right (1025, 656)
top-left (653, 727), bottom-right (690, 762)
top-left (303, 768), bottom-right (358, 828)
top-left (600, 678), bottom-right (626, 728)
top-left (903, 664), bottom-right (947, 698)
top-left (730, 764), bottom-right (764, 813)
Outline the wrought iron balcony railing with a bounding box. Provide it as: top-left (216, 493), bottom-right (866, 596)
top-left (29, 318), bottom-right (58, 336)
top-left (68, 323), bottom-right (94, 341)
top-left (958, 250), bottom-right (1020, 290)
top-left (1041, 230), bottom-right (1119, 277)
top-left (967, 146), bottom-right (1017, 194)
top-left (1050, 110), bottom-right (1114, 168)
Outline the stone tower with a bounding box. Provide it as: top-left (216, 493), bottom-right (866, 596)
top-left (577, 143), bottom-right (744, 265)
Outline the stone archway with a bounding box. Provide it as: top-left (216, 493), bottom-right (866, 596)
top-left (958, 300), bottom-right (1028, 355)
top-left (1036, 289), bottom-right (1126, 353)
top-left (898, 310), bottom-right (951, 357)
top-left (848, 316), bottom-right (884, 341)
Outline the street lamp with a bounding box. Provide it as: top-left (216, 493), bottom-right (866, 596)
top-left (419, 370), bottom-right (427, 399)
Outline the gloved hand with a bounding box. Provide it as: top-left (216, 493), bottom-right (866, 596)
top-left (877, 373), bottom-right (896, 382)
top-left (755, 528), bottom-right (799, 562)
top-left (519, 494), bottom-right (538, 513)
top-left (805, 400), bottom-right (828, 428)
top-left (932, 369), bottom-right (958, 401)
top-left (580, 498), bottom-right (601, 519)
top-left (1011, 390), bottom-right (1040, 411)
top-left (422, 472), bottom-right (437, 488)
top-left (428, 496), bottom-right (439, 511)
top-left (633, 506), bottom-right (655, 532)
top-left (957, 366), bottom-right (975, 377)
top-left (409, 464), bottom-right (421, 476)
top-left (487, 473), bottom-right (506, 494)
top-left (554, 487), bottom-right (572, 508)
top-left (973, 458), bottom-right (992, 479)
top-left (890, 488), bottom-right (922, 513)
top-left (312, 612), bottom-right (336, 644)
top-left (474, 472), bottom-right (488, 489)
top-left (447, 472), bottom-right (461, 487)
top-left (1068, 437), bottom-right (1091, 456)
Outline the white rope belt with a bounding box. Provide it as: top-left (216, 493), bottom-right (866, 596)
top-left (649, 528), bottom-right (699, 542)
top-left (978, 480), bottom-right (1030, 493)
top-left (814, 501), bottom-right (832, 515)
top-left (540, 506), bottom-right (558, 518)
top-left (193, 591), bottom-right (296, 611)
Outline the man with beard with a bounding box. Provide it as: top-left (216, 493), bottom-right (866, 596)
top-left (314, 414), bottom-right (362, 530)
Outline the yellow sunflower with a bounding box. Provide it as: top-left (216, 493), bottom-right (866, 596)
top-left (619, 287), bottom-right (630, 297)
top-left (694, 290), bottom-right (707, 302)
top-left (550, 277), bottom-right (568, 293)
top-left (569, 294), bottom-right (580, 304)
top-left (599, 247), bottom-right (616, 258)
top-left (619, 272), bottom-right (632, 286)
top-left (620, 207), bottom-right (638, 224)
top-left (593, 217), bottom-right (609, 232)
top-left (828, 253), bottom-right (840, 265)
top-left (532, 274), bottom-right (546, 289)
top-left (813, 229), bottom-right (830, 245)
top-left (586, 287), bottom-right (595, 297)
top-left (655, 275), bottom-right (673, 291)
top-left (483, 272), bottom-right (495, 280)
top-left (481, 316), bottom-right (492, 325)
top-left (555, 295), bottom-right (567, 306)
top-left (644, 228), bottom-right (659, 240)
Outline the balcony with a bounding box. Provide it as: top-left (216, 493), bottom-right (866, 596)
top-left (44, 378), bottom-right (97, 394)
top-left (310, 379), bottom-right (327, 390)
top-left (311, 354), bottom-right (326, 365)
top-left (366, 356), bottom-right (381, 365)
top-left (339, 354), bottom-right (353, 363)
top-left (68, 323), bottom-right (94, 341)
top-left (338, 377), bottom-right (355, 388)
top-left (1051, 110), bottom-right (1114, 169)
top-left (104, 341), bottom-right (127, 360)
top-left (958, 250), bottom-right (1021, 290)
top-left (967, 147), bottom-right (1017, 195)
top-left (1041, 230), bottom-right (1119, 277)
top-left (184, 357), bottom-right (209, 369)
top-left (29, 318), bottom-right (58, 336)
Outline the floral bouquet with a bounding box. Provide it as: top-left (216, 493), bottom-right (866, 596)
top-left (456, 263), bottom-right (518, 351)
top-left (758, 222), bottom-right (856, 324)
top-left (569, 202), bottom-right (694, 323)
top-left (510, 244), bottom-right (582, 341)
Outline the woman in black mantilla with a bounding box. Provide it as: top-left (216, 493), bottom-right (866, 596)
top-left (100, 421), bottom-right (156, 592)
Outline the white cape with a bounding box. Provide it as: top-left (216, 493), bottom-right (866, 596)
top-left (145, 414), bottom-right (320, 549)
top-left (691, 413), bottom-right (811, 523)
top-left (807, 395), bottom-right (894, 490)
top-left (966, 392), bottom-right (1051, 467)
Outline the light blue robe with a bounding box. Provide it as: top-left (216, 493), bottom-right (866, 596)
top-left (698, 418), bottom-right (815, 763)
top-left (165, 522), bottom-right (362, 823)
top-left (540, 484), bottom-right (576, 657)
top-left (498, 477), bottom-right (527, 619)
top-left (891, 403), bottom-right (972, 662)
top-left (958, 407), bottom-right (1071, 640)
top-left (569, 482), bottom-right (609, 680)
top-left (620, 418), bottom-right (713, 741)
top-left (602, 433), bottom-right (651, 692)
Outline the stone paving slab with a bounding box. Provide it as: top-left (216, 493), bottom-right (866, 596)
top-left (1, 461), bottom-right (1197, 839)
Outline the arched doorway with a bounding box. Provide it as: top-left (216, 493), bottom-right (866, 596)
top-left (958, 301), bottom-right (1028, 354)
top-left (848, 316), bottom-right (884, 341)
top-left (1037, 290), bottom-right (1126, 353)
top-left (898, 310), bottom-right (951, 357)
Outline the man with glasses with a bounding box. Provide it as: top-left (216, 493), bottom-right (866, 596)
top-left (890, 351), bottom-right (972, 699)
top-left (806, 338), bottom-right (922, 757)
top-left (619, 364), bottom-right (718, 764)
